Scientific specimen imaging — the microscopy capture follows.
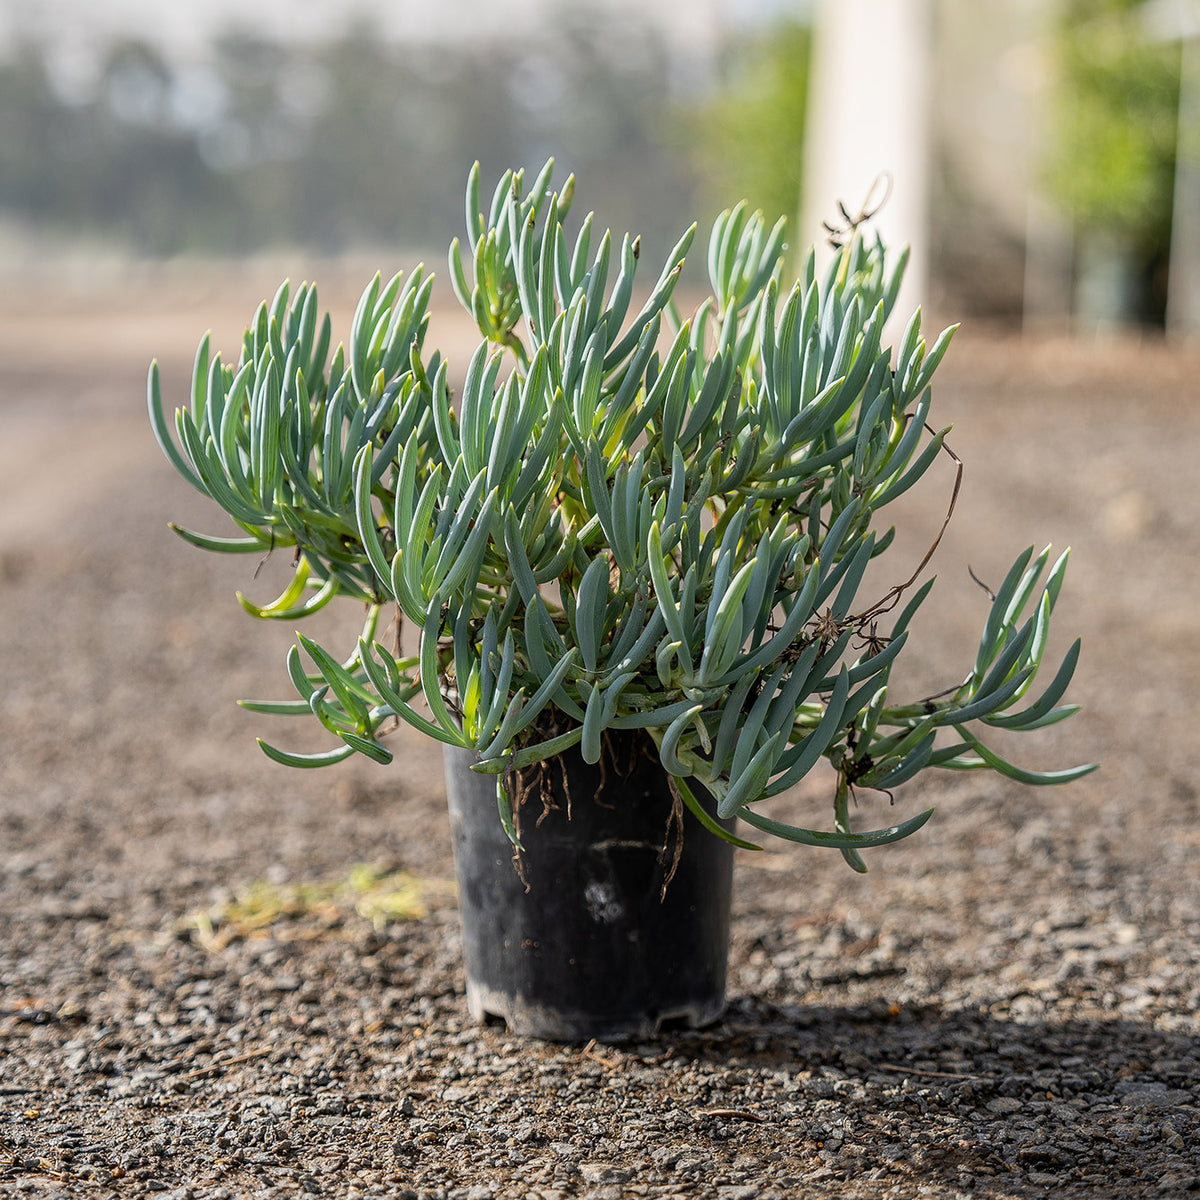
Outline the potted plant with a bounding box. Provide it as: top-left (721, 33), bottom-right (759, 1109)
top-left (149, 161), bottom-right (1094, 1040)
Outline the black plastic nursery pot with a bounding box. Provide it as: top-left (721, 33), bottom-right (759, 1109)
top-left (444, 729), bottom-right (736, 1041)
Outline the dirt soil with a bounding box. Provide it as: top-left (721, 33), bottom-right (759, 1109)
top-left (1, 265), bottom-right (1199, 1200)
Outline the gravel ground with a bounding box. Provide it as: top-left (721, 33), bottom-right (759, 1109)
top-left (1, 273), bottom-right (1198, 1199)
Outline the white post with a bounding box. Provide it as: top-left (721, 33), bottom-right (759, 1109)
top-left (801, 0), bottom-right (933, 327)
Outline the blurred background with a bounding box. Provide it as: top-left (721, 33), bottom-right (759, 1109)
top-left (1, 0), bottom-right (1197, 336)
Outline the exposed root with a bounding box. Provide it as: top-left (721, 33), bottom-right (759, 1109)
top-left (660, 776), bottom-right (686, 901)
top-left (595, 732), bottom-right (613, 808)
top-left (503, 763), bottom-right (533, 891)
top-left (556, 753), bottom-right (572, 824)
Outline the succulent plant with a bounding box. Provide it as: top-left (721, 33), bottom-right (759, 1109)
top-left (149, 160), bottom-right (1095, 868)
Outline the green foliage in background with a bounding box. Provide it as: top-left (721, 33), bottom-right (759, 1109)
top-left (150, 162), bottom-right (1094, 868)
top-left (685, 20), bottom-right (812, 236)
top-left (1048, 0), bottom-right (1180, 253)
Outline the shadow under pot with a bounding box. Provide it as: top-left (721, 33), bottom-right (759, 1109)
top-left (443, 728), bottom-right (736, 1042)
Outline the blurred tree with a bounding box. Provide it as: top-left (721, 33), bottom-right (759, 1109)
top-left (299, 27), bottom-right (521, 250)
top-left (90, 40), bottom-right (234, 253)
top-left (0, 46), bottom-right (71, 217)
top-left (684, 18), bottom-right (811, 232)
top-left (0, 39), bottom-right (233, 253)
top-left (1048, 0), bottom-right (1181, 322)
